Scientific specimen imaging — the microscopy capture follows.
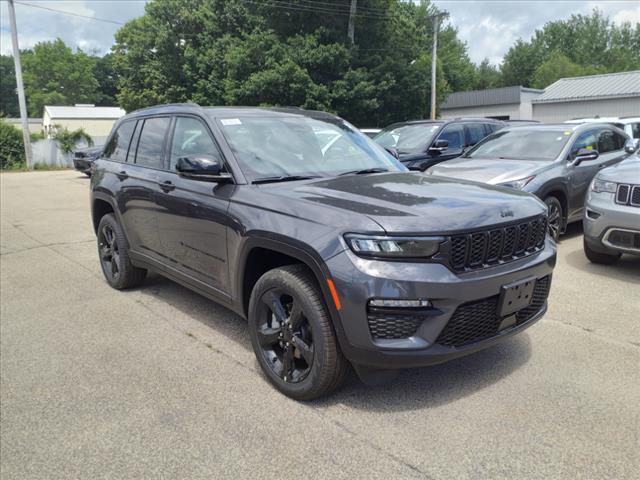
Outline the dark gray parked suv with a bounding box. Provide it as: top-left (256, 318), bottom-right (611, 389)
top-left (91, 104), bottom-right (556, 400)
top-left (428, 123), bottom-right (636, 240)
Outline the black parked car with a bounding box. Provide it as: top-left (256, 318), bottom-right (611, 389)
top-left (428, 123), bottom-right (637, 240)
top-left (373, 118), bottom-right (504, 171)
top-left (91, 104), bottom-right (556, 400)
top-left (73, 145), bottom-right (103, 176)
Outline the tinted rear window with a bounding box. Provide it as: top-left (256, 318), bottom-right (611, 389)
top-left (135, 117), bottom-right (171, 169)
top-left (103, 121), bottom-right (136, 162)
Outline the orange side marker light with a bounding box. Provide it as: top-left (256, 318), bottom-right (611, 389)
top-left (326, 279), bottom-right (342, 311)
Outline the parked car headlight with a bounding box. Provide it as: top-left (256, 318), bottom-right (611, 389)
top-left (591, 178), bottom-right (617, 193)
top-left (345, 235), bottom-right (443, 258)
top-left (497, 176), bottom-right (535, 190)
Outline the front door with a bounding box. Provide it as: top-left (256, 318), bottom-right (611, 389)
top-left (425, 123), bottom-right (466, 169)
top-left (155, 116), bottom-right (232, 295)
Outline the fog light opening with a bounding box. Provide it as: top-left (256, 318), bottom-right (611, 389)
top-left (368, 298), bottom-right (432, 308)
top-left (586, 208), bottom-right (602, 220)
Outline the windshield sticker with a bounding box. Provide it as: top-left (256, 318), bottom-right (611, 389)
top-left (556, 136), bottom-right (563, 141)
top-left (221, 118), bottom-right (242, 126)
top-left (564, 131), bottom-right (572, 135)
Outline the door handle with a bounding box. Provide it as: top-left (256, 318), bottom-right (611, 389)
top-left (115, 170), bottom-right (128, 180)
top-left (160, 180), bottom-right (176, 192)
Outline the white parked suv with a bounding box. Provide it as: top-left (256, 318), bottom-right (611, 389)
top-left (565, 117), bottom-right (640, 143)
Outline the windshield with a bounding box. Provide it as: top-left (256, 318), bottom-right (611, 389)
top-left (216, 115), bottom-right (404, 180)
top-left (464, 129), bottom-right (573, 160)
top-left (374, 123), bottom-right (442, 153)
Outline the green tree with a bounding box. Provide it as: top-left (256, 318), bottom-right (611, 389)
top-left (500, 9), bottom-right (640, 87)
top-left (472, 59), bottom-right (502, 90)
top-left (0, 55), bottom-right (19, 117)
top-left (22, 39), bottom-right (101, 116)
top-left (111, 0), bottom-right (473, 125)
top-left (94, 53), bottom-right (118, 106)
top-left (531, 50), bottom-right (593, 89)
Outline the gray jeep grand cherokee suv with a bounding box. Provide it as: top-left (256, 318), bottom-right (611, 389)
top-left (90, 104), bottom-right (556, 400)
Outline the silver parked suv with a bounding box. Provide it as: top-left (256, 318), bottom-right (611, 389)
top-left (583, 157), bottom-right (640, 264)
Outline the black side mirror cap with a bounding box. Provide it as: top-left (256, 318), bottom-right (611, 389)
top-left (572, 148), bottom-right (599, 166)
top-left (176, 155), bottom-right (232, 182)
top-left (429, 139), bottom-right (448, 153)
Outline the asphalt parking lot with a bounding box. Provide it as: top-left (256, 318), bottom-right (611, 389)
top-left (1, 170), bottom-right (639, 479)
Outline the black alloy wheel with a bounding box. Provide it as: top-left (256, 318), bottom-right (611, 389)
top-left (545, 196), bottom-right (562, 241)
top-left (256, 289), bottom-right (314, 383)
top-left (248, 265), bottom-right (348, 400)
top-left (99, 224), bottom-right (121, 283)
top-left (96, 214), bottom-right (146, 289)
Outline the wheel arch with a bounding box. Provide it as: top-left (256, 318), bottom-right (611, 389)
top-left (539, 185), bottom-right (569, 229)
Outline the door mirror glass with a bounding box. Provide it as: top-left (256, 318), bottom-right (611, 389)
top-left (176, 155), bottom-right (231, 182)
top-left (624, 138), bottom-right (639, 154)
top-left (429, 139), bottom-right (449, 152)
top-left (572, 148), bottom-right (599, 166)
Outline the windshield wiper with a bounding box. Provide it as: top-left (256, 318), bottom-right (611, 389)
top-left (252, 175), bottom-right (320, 185)
top-left (338, 167), bottom-right (389, 176)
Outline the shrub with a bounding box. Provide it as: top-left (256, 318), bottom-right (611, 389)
top-left (50, 124), bottom-right (93, 154)
top-left (0, 119), bottom-right (26, 169)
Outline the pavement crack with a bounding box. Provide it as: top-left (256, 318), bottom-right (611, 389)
top-left (544, 317), bottom-right (640, 349)
top-left (1, 239), bottom-right (95, 256)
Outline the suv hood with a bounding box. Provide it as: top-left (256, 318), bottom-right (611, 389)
top-left (597, 158), bottom-right (640, 184)
top-left (264, 172), bottom-right (546, 234)
top-left (428, 157), bottom-right (551, 185)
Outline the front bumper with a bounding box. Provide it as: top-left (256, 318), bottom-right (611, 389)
top-left (583, 190), bottom-right (640, 255)
top-left (326, 238), bottom-right (557, 368)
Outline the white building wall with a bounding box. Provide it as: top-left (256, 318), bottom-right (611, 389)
top-left (532, 97), bottom-right (640, 123)
top-left (440, 103), bottom-right (521, 119)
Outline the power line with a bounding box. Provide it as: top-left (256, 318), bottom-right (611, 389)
top-left (14, 1), bottom-right (125, 25)
top-left (241, 0), bottom-right (395, 20)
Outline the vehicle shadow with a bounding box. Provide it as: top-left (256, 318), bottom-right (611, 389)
top-left (560, 222), bottom-right (583, 240)
top-left (137, 273), bottom-right (533, 411)
top-left (315, 334), bottom-right (531, 412)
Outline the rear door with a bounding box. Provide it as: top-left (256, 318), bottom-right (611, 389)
top-left (464, 123), bottom-right (489, 149)
top-left (154, 115), bottom-right (232, 295)
top-left (121, 116), bottom-right (171, 260)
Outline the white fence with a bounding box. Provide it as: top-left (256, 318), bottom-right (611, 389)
top-left (31, 139), bottom-right (70, 167)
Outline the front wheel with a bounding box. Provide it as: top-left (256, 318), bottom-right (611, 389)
top-left (544, 196), bottom-right (563, 241)
top-left (248, 265), bottom-right (348, 400)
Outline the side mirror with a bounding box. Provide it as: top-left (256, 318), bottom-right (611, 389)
top-left (384, 146), bottom-right (400, 159)
top-left (624, 138), bottom-right (639, 154)
top-left (429, 139), bottom-right (448, 153)
top-left (572, 148), bottom-right (599, 166)
top-left (176, 155), bottom-right (232, 182)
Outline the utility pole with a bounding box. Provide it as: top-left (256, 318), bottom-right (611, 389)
top-left (348, 0), bottom-right (357, 44)
top-left (8, 0), bottom-right (33, 169)
top-left (428, 11), bottom-right (448, 120)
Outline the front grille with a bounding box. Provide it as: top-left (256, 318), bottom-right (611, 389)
top-left (449, 216), bottom-right (547, 272)
top-left (616, 184), bottom-right (640, 207)
top-left (436, 276), bottom-right (550, 348)
top-left (368, 311), bottom-right (422, 339)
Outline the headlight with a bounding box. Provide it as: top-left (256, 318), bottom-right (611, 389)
top-left (345, 234), bottom-right (443, 258)
top-left (591, 178), bottom-right (617, 193)
top-left (498, 176), bottom-right (535, 190)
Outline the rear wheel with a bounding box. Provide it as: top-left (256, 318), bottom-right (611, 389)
top-left (583, 238), bottom-right (620, 264)
top-left (97, 214), bottom-right (147, 289)
top-left (248, 265), bottom-right (348, 400)
top-left (544, 196), bottom-right (563, 241)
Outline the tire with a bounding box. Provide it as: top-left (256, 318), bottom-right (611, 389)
top-left (97, 213), bottom-right (147, 289)
top-left (544, 196), bottom-right (563, 241)
top-left (84, 171), bottom-right (92, 177)
top-left (583, 238), bottom-right (620, 265)
top-left (248, 264), bottom-right (349, 400)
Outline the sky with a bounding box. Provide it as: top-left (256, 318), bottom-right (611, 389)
top-left (1, 0), bottom-right (639, 65)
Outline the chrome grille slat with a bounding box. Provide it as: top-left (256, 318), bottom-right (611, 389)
top-left (615, 183), bottom-right (640, 207)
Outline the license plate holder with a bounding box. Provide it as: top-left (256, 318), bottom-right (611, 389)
top-left (498, 277), bottom-right (536, 317)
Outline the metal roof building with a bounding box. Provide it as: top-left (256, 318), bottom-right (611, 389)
top-left (531, 70), bottom-right (640, 122)
top-left (440, 86), bottom-right (544, 120)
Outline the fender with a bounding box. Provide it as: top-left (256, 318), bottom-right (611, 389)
top-left (91, 190), bottom-right (133, 248)
top-left (235, 233), bottom-right (352, 354)
top-left (536, 179), bottom-right (571, 228)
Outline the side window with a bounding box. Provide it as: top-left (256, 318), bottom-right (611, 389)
top-left (597, 129), bottom-right (619, 153)
top-left (436, 124), bottom-right (464, 150)
top-left (631, 123), bottom-right (640, 140)
top-left (103, 121), bottom-right (136, 162)
top-left (570, 130), bottom-right (598, 157)
top-left (169, 117), bottom-right (222, 170)
top-left (465, 123), bottom-right (486, 147)
top-left (134, 117), bottom-right (171, 169)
